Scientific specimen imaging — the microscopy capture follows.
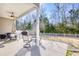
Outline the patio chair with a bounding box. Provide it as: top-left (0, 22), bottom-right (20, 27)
top-left (0, 34), bottom-right (6, 40)
top-left (6, 33), bottom-right (17, 40)
top-left (21, 31), bottom-right (32, 48)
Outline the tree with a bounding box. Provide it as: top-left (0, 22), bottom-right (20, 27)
top-left (26, 22), bottom-right (32, 30)
top-left (61, 4), bottom-right (67, 25)
top-left (16, 20), bottom-right (20, 30)
top-left (40, 16), bottom-right (49, 33)
top-left (67, 4), bottom-right (79, 34)
top-left (69, 4), bottom-right (77, 28)
top-left (39, 5), bottom-right (49, 33)
top-left (54, 3), bottom-right (61, 23)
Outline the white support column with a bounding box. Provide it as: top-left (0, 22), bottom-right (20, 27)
top-left (36, 4), bottom-right (40, 46)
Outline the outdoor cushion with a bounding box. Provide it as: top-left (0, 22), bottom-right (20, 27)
top-left (0, 34), bottom-right (6, 39)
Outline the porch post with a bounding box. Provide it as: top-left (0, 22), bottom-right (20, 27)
top-left (36, 4), bottom-right (40, 46)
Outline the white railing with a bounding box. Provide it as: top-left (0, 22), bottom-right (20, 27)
top-left (40, 33), bottom-right (79, 38)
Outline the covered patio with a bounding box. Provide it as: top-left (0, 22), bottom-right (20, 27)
top-left (0, 3), bottom-right (69, 56)
top-left (0, 3), bottom-right (38, 34)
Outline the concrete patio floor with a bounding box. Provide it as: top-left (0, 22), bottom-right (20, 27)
top-left (0, 39), bottom-right (68, 56)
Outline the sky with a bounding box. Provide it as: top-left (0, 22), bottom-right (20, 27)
top-left (42, 3), bottom-right (79, 24)
top-left (18, 3), bottom-right (79, 24)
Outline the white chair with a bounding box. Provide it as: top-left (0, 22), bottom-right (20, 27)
top-left (21, 31), bottom-right (32, 48)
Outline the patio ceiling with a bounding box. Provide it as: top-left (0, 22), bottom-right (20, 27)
top-left (0, 3), bottom-right (38, 19)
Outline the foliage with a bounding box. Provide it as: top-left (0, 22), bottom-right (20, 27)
top-left (27, 22), bottom-right (32, 29)
top-left (66, 50), bottom-right (73, 56)
top-left (16, 4), bottom-right (79, 34)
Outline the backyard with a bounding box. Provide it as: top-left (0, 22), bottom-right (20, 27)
top-left (0, 3), bottom-right (79, 56)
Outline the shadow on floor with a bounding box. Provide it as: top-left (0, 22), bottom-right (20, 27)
top-left (39, 43), bottom-right (46, 50)
top-left (0, 39), bottom-right (5, 48)
top-left (2, 39), bottom-right (17, 44)
top-left (15, 47), bottom-right (31, 56)
top-left (0, 44), bottom-right (4, 48)
top-left (31, 45), bottom-right (41, 56)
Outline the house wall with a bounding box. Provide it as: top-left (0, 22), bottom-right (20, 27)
top-left (0, 17), bottom-right (16, 34)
